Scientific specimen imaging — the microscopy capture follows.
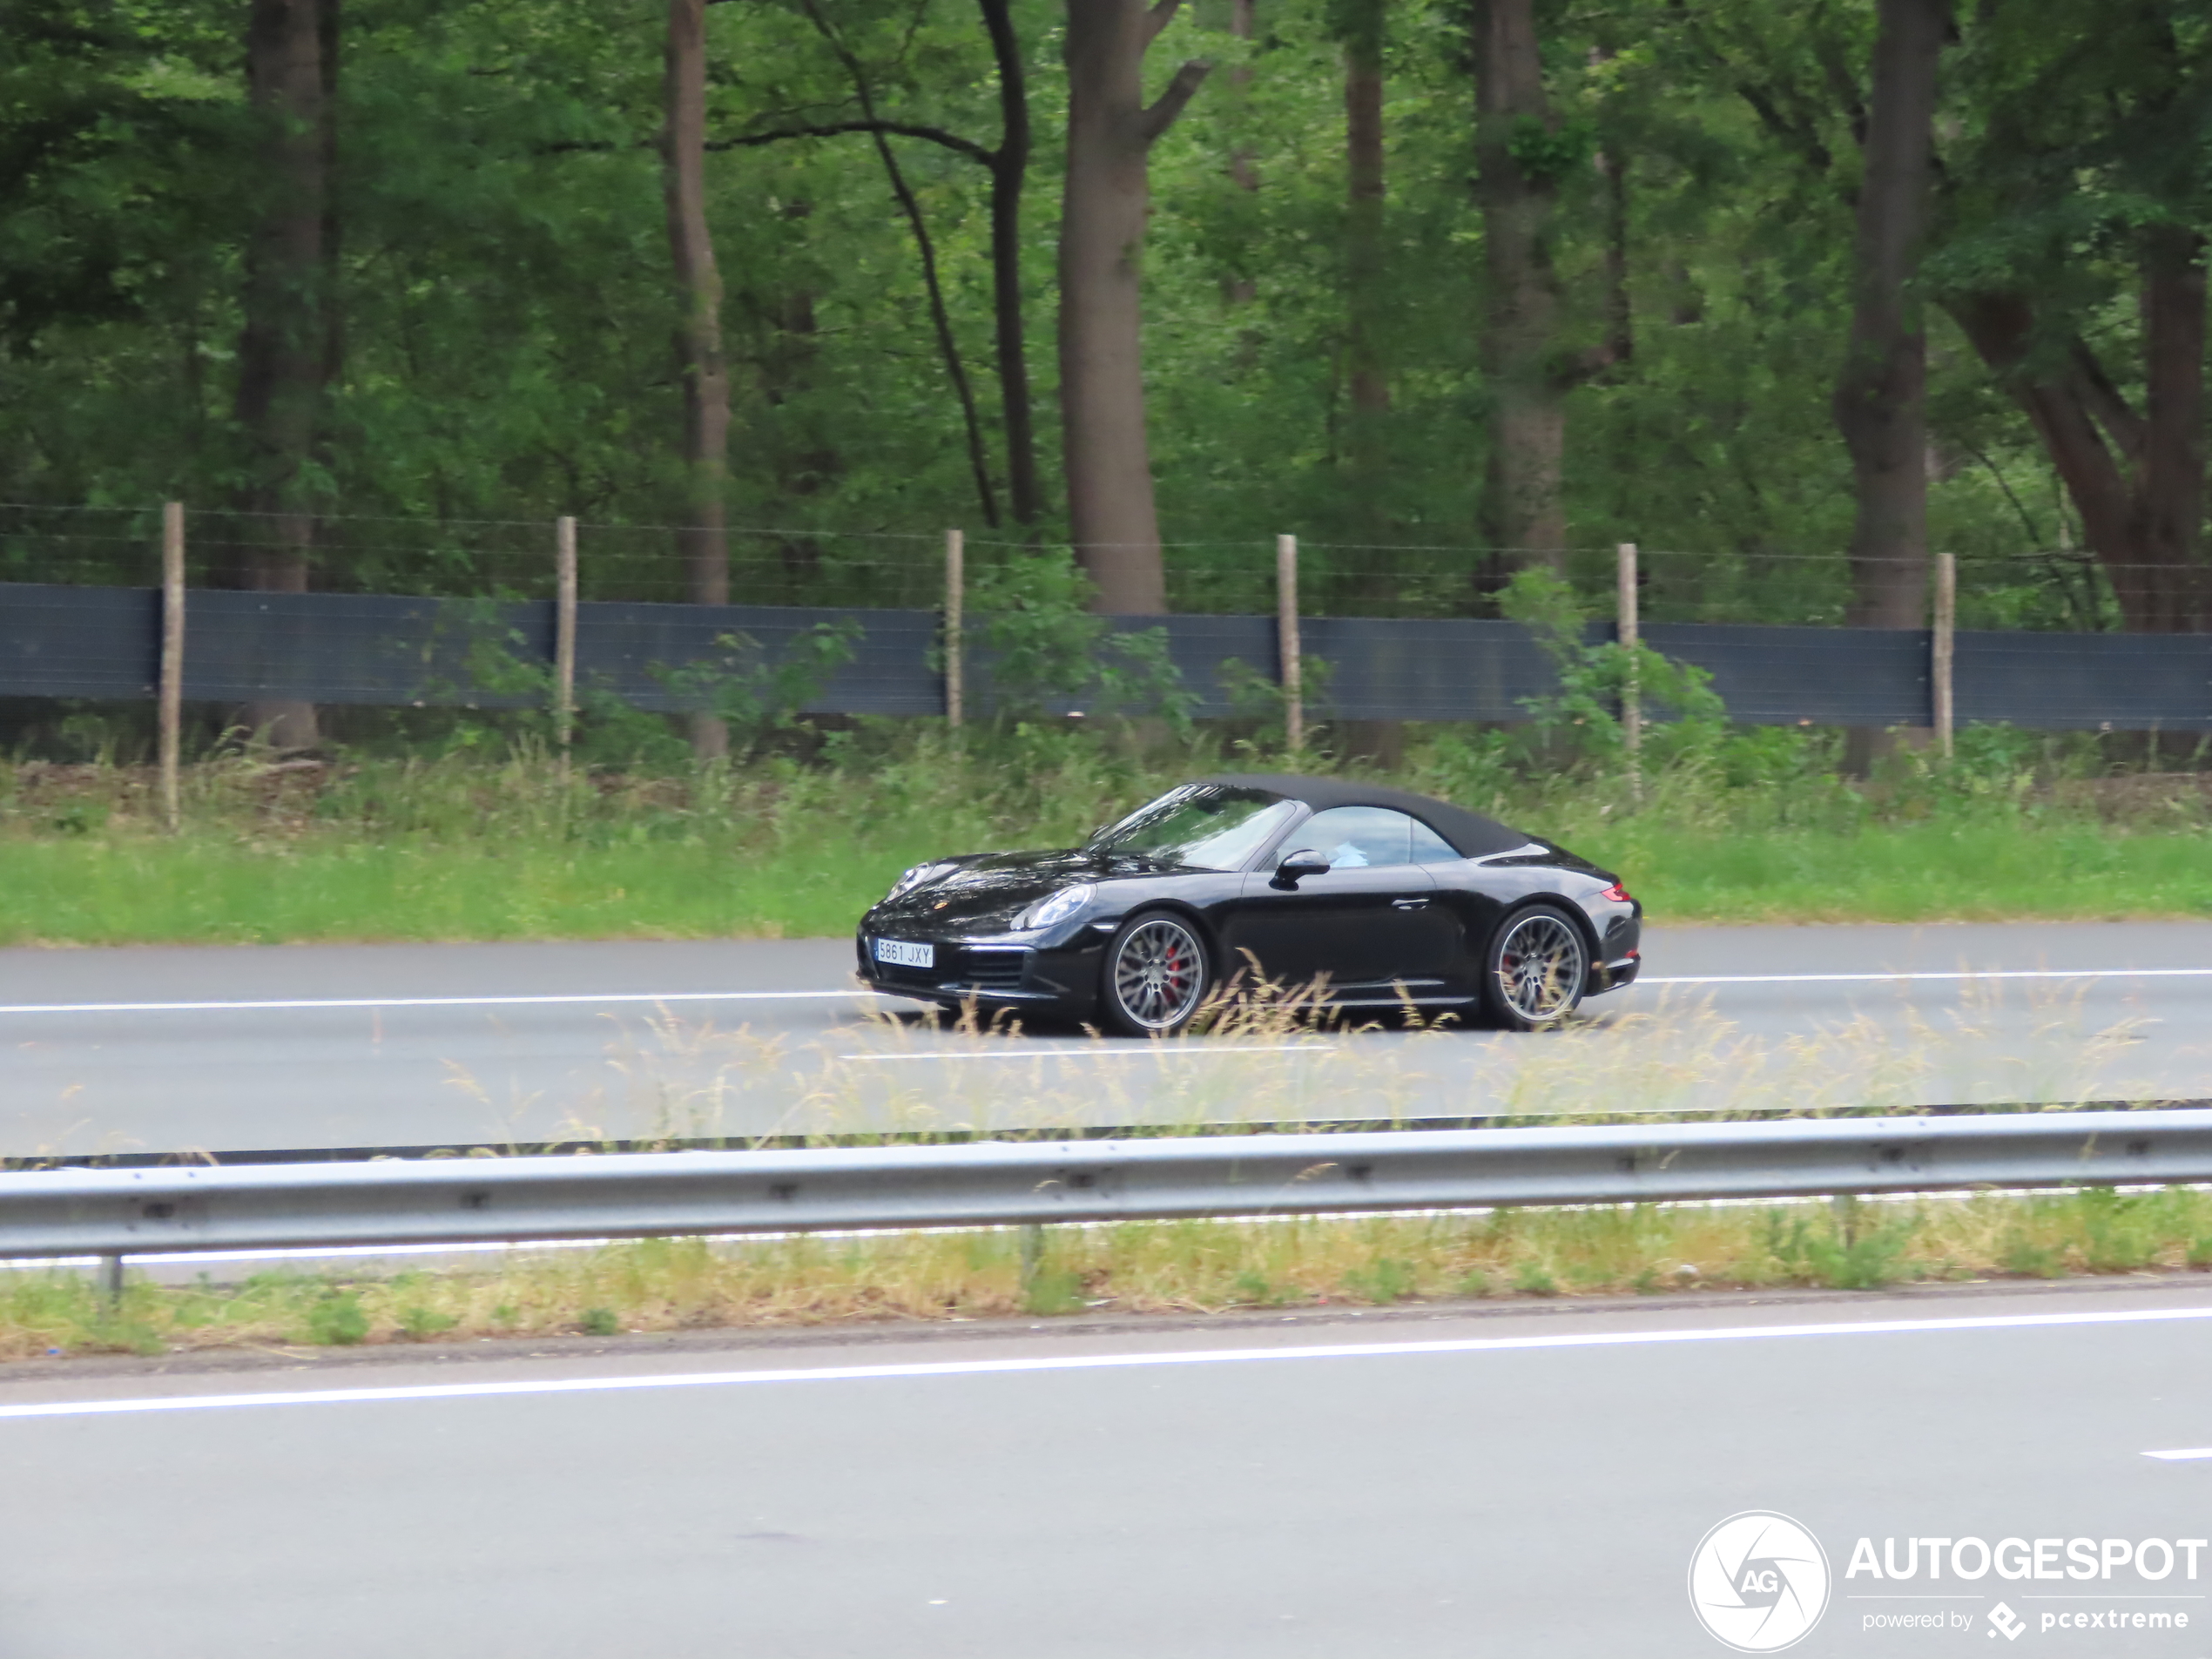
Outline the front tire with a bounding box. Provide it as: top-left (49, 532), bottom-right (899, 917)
top-left (1102, 911), bottom-right (1212, 1036)
top-left (1480, 904), bottom-right (1588, 1030)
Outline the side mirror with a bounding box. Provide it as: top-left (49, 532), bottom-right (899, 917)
top-left (1271, 849), bottom-right (1331, 890)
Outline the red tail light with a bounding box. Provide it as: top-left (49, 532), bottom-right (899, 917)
top-left (1600, 882), bottom-right (1631, 903)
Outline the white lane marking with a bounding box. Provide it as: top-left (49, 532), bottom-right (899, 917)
top-left (0, 967), bottom-right (2203, 1020)
top-left (1645, 968), bottom-right (2212, 987)
top-left (0, 989), bottom-right (890, 1017)
top-left (838, 1044), bottom-right (1331, 1062)
top-left (8, 1304), bottom-right (2212, 1422)
top-left (2143, 1447), bottom-right (2212, 1461)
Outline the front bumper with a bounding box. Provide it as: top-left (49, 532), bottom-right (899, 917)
top-left (856, 931), bottom-right (1104, 1018)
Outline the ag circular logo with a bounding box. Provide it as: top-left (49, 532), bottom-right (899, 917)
top-left (1688, 1511), bottom-right (1831, 1652)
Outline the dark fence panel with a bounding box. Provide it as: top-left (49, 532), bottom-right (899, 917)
top-left (577, 603), bottom-right (941, 715)
top-left (1956, 630), bottom-right (2212, 732)
top-left (4, 581), bottom-right (2209, 731)
top-left (0, 583), bottom-right (156, 699)
top-left (1307, 617), bottom-right (1554, 721)
top-left (182, 592), bottom-right (549, 708)
top-left (1640, 622), bottom-right (1932, 726)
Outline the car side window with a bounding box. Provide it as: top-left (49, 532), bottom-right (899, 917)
top-left (1297, 806), bottom-right (1416, 869)
top-left (1408, 817), bottom-right (1460, 864)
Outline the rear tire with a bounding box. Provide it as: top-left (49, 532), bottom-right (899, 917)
top-left (1101, 911), bottom-right (1212, 1036)
top-left (1480, 904), bottom-right (1588, 1030)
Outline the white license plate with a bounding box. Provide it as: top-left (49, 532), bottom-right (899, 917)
top-left (873, 938), bottom-right (934, 969)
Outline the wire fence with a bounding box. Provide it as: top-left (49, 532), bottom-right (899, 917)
top-left (0, 502), bottom-right (2191, 633)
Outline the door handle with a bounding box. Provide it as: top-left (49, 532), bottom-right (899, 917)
top-left (1391, 898), bottom-right (1429, 910)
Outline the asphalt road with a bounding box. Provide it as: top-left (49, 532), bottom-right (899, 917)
top-left (4, 921), bottom-right (2210, 1157)
top-left (4, 1280), bottom-right (2211, 1657)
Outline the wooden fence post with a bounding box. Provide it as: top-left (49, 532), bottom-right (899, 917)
top-left (1932, 550), bottom-right (1956, 760)
top-left (944, 528), bottom-right (964, 729)
top-left (158, 502), bottom-right (185, 833)
top-left (1617, 541), bottom-right (1641, 805)
top-left (554, 516), bottom-right (578, 758)
top-left (1277, 534), bottom-right (1303, 753)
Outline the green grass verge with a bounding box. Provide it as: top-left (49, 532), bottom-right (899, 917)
top-left (3, 820), bottom-right (2209, 948)
top-left (0, 835), bottom-right (907, 946)
top-left (0, 724), bottom-right (2206, 947)
top-left (1586, 820), bottom-right (2212, 924)
top-left (11, 1186), bottom-right (2209, 1362)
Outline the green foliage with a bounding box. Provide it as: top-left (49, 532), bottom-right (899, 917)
top-left (397, 1304), bottom-right (459, 1339)
top-left (2075, 1187), bottom-right (2161, 1273)
top-left (1499, 566), bottom-right (1728, 767)
top-left (2000, 1236), bottom-right (2064, 1278)
top-left (1340, 1257), bottom-right (1417, 1304)
top-left (578, 1306), bottom-right (620, 1337)
top-left (1511, 1262), bottom-right (1560, 1296)
top-left (1762, 1207), bottom-right (1914, 1291)
top-left (656, 623), bottom-right (861, 759)
top-left (307, 1292), bottom-right (369, 1345)
top-left (1507, 116), bottom-right (1597, 182)
top-left (1021, 1267), bottom-right (1086, 1317)
top-left (966, 553), bottom-right (1197, 732)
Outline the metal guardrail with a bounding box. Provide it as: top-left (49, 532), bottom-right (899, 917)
top-left (2, 1109), bottom-right (2207, 1261)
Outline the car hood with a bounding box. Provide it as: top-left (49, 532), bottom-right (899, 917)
top-left (867, 847), bottom-right (1150, 934)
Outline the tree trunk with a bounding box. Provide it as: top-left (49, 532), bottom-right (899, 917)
top-left (755, 246), bottom-right (839, 584)
top-left (1228, 0), bottom-right (1259, 194)
top-left (663, 0), bottom-right (732, 759)
top-left (2134, 226), bottom-right (2206, 632)
top-left (1834, 0), bottom-right (1944, 631)
top-left (1058, 0), bottom-right (1209, 614)
top-left (1344, 0), bottom-right (1388, 526)
top-left (231, 0), bottom-right (332, 752)
top-left (1471, 0), bottom-right (1567, 599)
top-left (1223, 0), bottom-right (1259, 305)
top-left (1339, 0), bottom-right (1399, 759)
top-left (980, 0), bottom-right (1042, 527)
top-left (1832, 0), bottom-right (1946, 773)
top-left (1949, 259), bottom-right (2207, 636)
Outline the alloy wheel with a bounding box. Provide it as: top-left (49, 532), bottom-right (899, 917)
top-left (1110, 917), bottom-right (1207, 1031)
top-left (1494, 911), bottom-right (1586, 1026)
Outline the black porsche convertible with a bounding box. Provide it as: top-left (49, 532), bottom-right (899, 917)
top-left (855, 774), bottom-right (1642, 1035)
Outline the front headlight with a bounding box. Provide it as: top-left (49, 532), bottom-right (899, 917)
top-left (885, 862), bottom-right (948, 902)
top-left (1016, 883), bottom-right (1094, 932)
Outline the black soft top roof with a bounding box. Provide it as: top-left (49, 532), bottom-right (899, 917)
top-left (1195, 773), bottom-right (1532, 860)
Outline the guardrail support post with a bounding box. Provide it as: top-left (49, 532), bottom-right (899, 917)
top-left (1616, 542), bottom-right (1641, 806)
top-left (944, 528), bottom-right (965, 730)
top-left (1932, 550), bottom-right (1956, 760)
top-left (159, 502), bottom-right (185, 833)
top-left (98, 1252), bottom-right (125, 1307)
top-left (1018, 1223), bottom-right (1044, 1294)
top-left (1831, 1193), bottom-right (1859, 1249)
top-left (554, 516), bottom-right (578, 759)
top-left (1276, 534), bottom-right (1303, 753)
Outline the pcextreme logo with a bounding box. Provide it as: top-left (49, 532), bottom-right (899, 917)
top-left (1689, 1511), bottom-right (1833, 1653)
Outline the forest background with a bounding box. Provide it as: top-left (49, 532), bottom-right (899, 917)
top-left (9, 0), bottom-right (2207, 663)
top-left (3, 0), bottom-right (2212, 937)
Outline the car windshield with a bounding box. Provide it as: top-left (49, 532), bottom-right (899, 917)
top-left (1088, 786), bottom-right (1299, 872)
